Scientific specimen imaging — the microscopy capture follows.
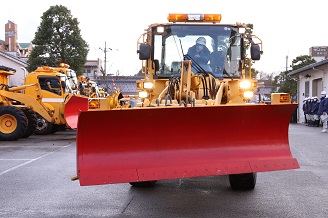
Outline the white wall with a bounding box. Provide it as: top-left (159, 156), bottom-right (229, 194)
top-left (298, 69), bottom-right (328, 123)
top-left (0, 55), bottom-right (27, 86)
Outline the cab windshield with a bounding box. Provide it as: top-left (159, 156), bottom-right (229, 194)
top-left (153, 25), bottom-right (242, 79)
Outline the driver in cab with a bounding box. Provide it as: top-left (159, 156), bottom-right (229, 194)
top-left (187, 37), bottom-right (211, 65)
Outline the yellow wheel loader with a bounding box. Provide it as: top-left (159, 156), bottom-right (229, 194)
top-left (75, 13), bottom-right (299, 190)
top-left (0, 65), bottom-right (88, 140)
top-left (0, 66), bottom-right (32, 140)
top-left (52, 63), bottom-right (124, 110)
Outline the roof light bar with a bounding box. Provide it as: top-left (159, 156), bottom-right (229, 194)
top-left (168, 13), bottom-right (222, 23)
top-left (59, 63), bottom-right (70, 68)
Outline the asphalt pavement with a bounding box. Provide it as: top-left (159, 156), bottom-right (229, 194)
top-left (0, 124), bottom-right (327, 218)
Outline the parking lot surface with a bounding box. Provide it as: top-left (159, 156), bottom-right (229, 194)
top-left (0, 124), bottom-right (328, 218)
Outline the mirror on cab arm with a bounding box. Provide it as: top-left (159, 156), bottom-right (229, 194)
top-left (137, 44), bottom-right (150, 60)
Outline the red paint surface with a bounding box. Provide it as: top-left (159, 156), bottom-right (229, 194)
top-left (76, 104), bottom-right (299, 186)
top-left (64, 95), bottom-right (89, 129)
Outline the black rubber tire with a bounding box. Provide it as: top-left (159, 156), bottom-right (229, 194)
top-left (34, 115), bottom-right (54, 135)
top-left (229, 173), bottom-right (257, 190)
top-left (50, 124), bottom-right (58, 134)
top-left (0, 106), bottom-right (28, 141)
top-left (51, 124), bottom-right (67, 133)
top-left (22, 109), bottom-right (37, 138)
top-left (129, 181), bottom-right (157, 187)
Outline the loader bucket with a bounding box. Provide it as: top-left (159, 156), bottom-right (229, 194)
top-left (76, 104), bottom-right (299, 186)
top-left (64, 95), bottom-right (89, 129)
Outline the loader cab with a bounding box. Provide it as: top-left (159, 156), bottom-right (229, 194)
top-left (144, 24), bottom-right (244, 79)
top-left (37, 72), bottom-right (72, 96)
top-left (39, 76), bottom-right (63, 95)
top-left (0, 66), bottom-right (15, 84)
top-left (55, 68), bottom-right (78, 91)
top-left (53, 64), bottom-right (79, 91)
top-left (138, 15), bottom-right (262, 80)
top-left (63, 69), bottom-right (78, 90)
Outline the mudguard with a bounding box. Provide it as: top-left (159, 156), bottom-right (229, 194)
top-left (76, 104), bottom-right (299, 186)
top-left (64, 95), bottom-right (89, 129)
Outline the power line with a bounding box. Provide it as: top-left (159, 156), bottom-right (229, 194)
top-left (99, 41), bottom-right (112, 75)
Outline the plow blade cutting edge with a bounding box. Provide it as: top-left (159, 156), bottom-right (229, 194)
top-left (76, 104), bottom-right (299, 186)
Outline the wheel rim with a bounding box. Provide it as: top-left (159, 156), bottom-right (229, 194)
top-left (0, 114), bottom-right (17, 134)
top-left (36, 118), bottom-right (48, 131)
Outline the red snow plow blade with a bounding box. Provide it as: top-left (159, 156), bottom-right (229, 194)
top-left (76, 104), bottom-right (299, 186)
top-left (64, 95), bottom-right (89, 129)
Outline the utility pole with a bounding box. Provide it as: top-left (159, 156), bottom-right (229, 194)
top-left (286, 55), bottom-right (288, 72)
top-left (99, 41), bottom-right (112, 76)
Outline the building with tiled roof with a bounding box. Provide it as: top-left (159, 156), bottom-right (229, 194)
top-left (0, 50), bottom-right (28, 86)
top-left (83, 59), bottom-right (102, 80)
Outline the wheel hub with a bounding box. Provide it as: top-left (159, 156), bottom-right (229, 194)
top-left (0, 114), bottom-right (17, 134)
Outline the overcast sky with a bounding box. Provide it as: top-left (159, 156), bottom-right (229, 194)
top-left (1, 0), bottom-right (328, 76)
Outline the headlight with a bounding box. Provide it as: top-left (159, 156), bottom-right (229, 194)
top-left (244, 91), bottom-right (254, 99)
top-left (143, 82), bottom-right (153, 89)
top-left (136, 82), bottom-right (143, 89)
top-left (156, 26), bottom-right (165, 33)
top-left (240, 80), bottom-right (251, 89)
top-left (139, 91), bottom-right (148, 98)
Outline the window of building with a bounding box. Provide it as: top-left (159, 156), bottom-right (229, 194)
top-left (312, 78), bottom-right (322, 97)
top-left (305, 81), bottom-right (309, 97)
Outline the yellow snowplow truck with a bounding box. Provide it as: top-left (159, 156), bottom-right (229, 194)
top-left (52, 63), bottom-right (123, 110)
top-left (0, 65), bottom-right (88, 140)
top-left (75, 13), bottom-right (299, 190)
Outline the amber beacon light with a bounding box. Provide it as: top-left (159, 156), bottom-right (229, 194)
top-left (167, 13), bottom-right (222, 23)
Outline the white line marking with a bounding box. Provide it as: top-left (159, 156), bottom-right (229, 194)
top-left (0, 145), bottom-right (68, 148)
top-left (0, 159), bottom-right (32, 161)
top-left (0, 144), bottom-right (70, 176)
